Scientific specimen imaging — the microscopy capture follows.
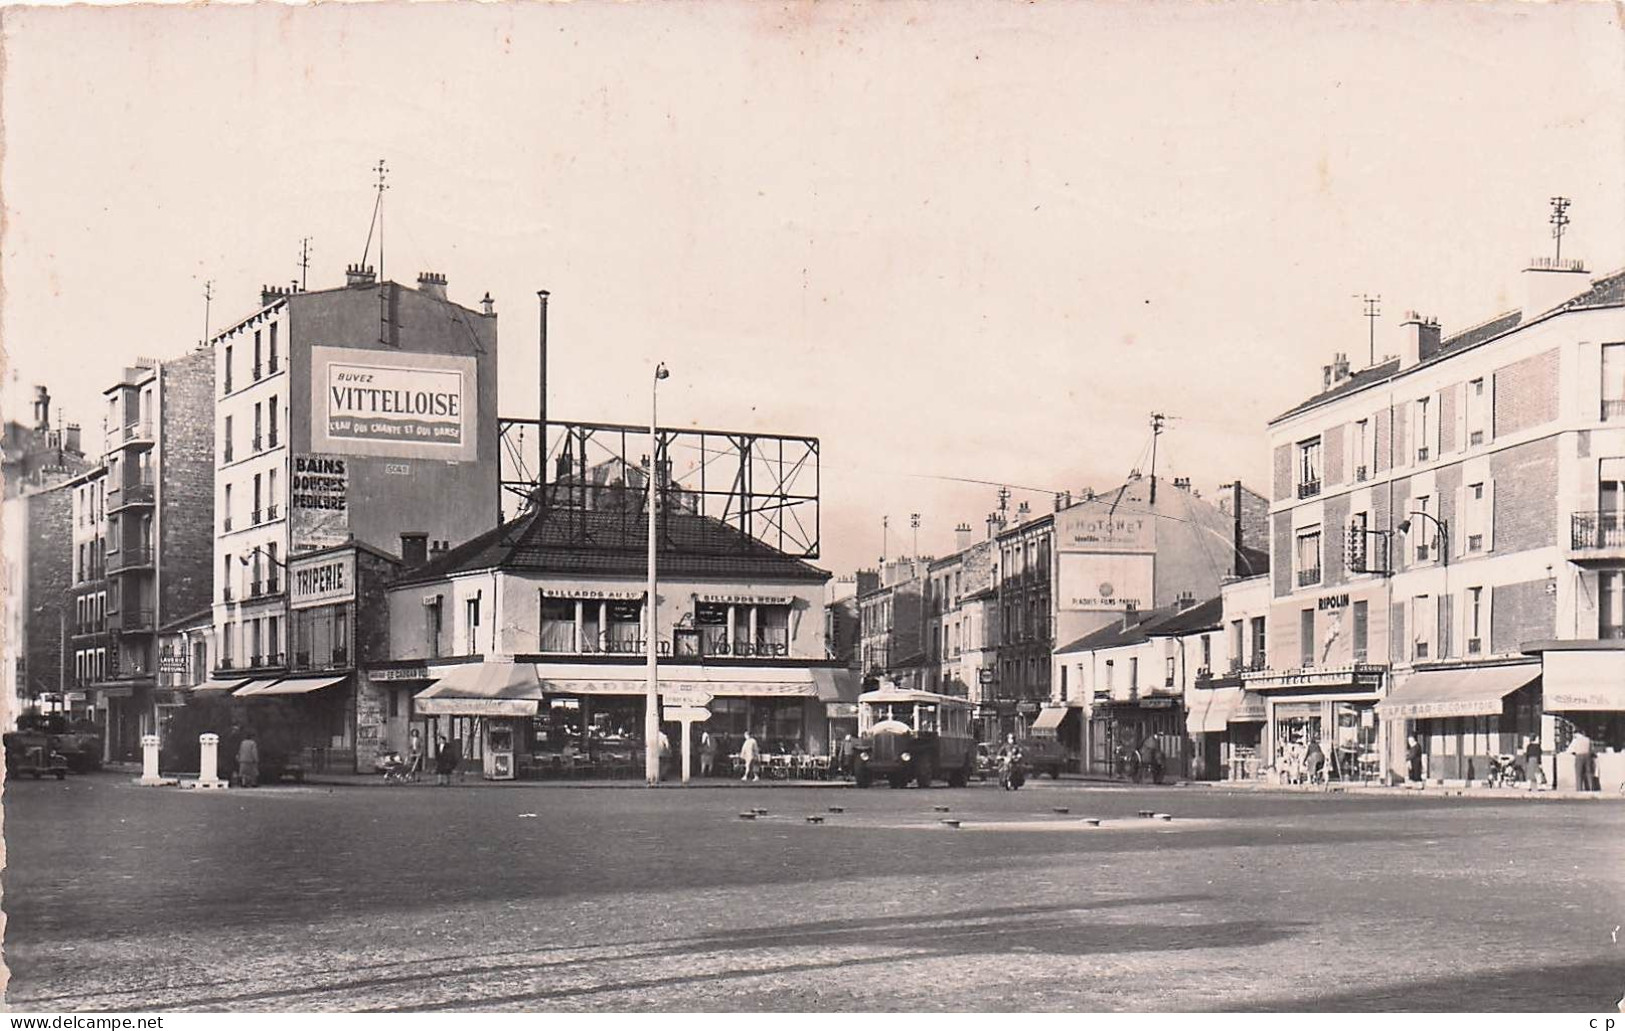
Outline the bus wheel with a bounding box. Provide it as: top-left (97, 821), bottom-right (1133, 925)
top-left (916, 763), bottom-right (933, 790)
top-left (947, 765), bottom-right (967, 788)
top-left (854, 762), bottom-right (872, 789)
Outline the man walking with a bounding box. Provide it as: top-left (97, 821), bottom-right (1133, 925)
top-left (699, 730), bottom-right (716, 778)
top-left (235, 731), bottom-right (260, 788)
top-left (1523, 734), bottom-right (1547, 789)
top-left (740, 731), bottom-right (761, 782)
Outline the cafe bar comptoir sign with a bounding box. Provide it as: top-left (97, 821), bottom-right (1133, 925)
top-left (311, 346), bottom-right (479, 463)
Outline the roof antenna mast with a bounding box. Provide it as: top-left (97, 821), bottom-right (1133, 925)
top-left (1550, 196), bottom-right (1571, 265)
top-left (359, 158), bottom-right (389, 277)
top-left (1148, 412), bottom-right (1166, 504)
top-left (1355, 293), bottom-right (1381, 367)
top-left (298, 237), bottom-right (313, 292)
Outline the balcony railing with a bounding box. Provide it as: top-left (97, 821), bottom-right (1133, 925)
top-left (109, 481), bottom-right (154, 511)
top-left (1467, 533), bottom-right (1484, 553)
top-left (268, 355), bottom-right (280, 374)
top-left (1416, 447), bottom-right (1430, 462)
top-left (1296, 568), bottom-right (1321, 587)
top-left (252, 436), bottom-right (263, 452)
top-left (119, 607), bottom-right (156, 632)
top-left (218, 658), bottom-right (235, 671)
top-left (253, 364), bottom-right (263, 381)
top-left (252, 509), bottom-right (262, 526)
top-left (1603, 399), bottom-right (1625, 422)
top-left (1297, 480), bottom-right (1321, 499)
top-left (223, 517), bottom-right (234, 532)
top-left (121, 421), bottom-right (154, 444)
top-left (266, 504), bottom-right (280, 520)
top-left (250, 580), bottom-right (264, 598)
top-left (266, 577), bottom-right (281, 595)
top-left (1571, 511), bottom-right (1625, 551)
top-left (249, 654), bottom-right (262, 668)
top-left (1470, 429), bottom-right (1486, 446)
top-left (222, 586), bottom-right (234, 603)
top-left (107, 546), bottom-right (154, 572)
top-left (1415, 544), bottom-right (1430, 562)
top-left (1466, 637), bottom-right (1483, 655)
top-left (1354, 465), bottom-right (1369, 482)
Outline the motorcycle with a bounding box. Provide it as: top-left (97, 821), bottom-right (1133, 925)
top-left (1486, 753), bottom-right (1522, 788)
top-left (999, 751), bottom-right (1027, 791)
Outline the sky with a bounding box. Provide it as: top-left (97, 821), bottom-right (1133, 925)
top-left (3, 1), bottom-right (1622, 578)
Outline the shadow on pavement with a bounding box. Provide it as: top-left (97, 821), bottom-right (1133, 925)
top-left (1232, 959), bottom-right (1625, 1013)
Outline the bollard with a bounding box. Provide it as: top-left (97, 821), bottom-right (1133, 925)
top-left (136, 734), bottom-right (176, 787)
top-left (193, 733), bottom-right (228, 790)
top-left (1052, 807), bottom-right (1070, 814)
top-left (1084, 818), bottom-right (1101, 826)
top-left (940, 818), bottom-right (961, 828)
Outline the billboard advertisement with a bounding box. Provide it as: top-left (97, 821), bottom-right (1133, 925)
top-left (1055, 499), bottom-right (1155, 553)
top-left (291, 453), bottom-right (350, 552)
top-left (311, 346), bottom-right (478, 461)
top-left (1057, 552), bottom-right (1154, 612)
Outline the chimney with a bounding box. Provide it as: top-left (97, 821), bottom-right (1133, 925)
top-left (1016, 501), bottom-right (1031, 522)
top-left (399, 532), bottom-right (429, 569)
top-left (1522, 257), bottom-right (1591, 317)
top-left (1332, 352), bottom-right (1351, 383)
top-left (416, 272), bottom-right (448, 301)
top-left (260, 284), bottom-right (288, 307)
top-left (480, 292), bottom-right (496, 317)
top-left (32, 386), bottom-right (50, 431)
top-left (1173, 476), bottom-right (1191, 492)
top-left (63, 423), bottom-right (81, 456)
top-left (1399, 311), bottom-right (1442, 369)
top-left (954, 523), bottom-right (973, 552)
top-left (345, 264), bottom-right (376, 287)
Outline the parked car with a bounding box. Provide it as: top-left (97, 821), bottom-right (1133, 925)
top-left (4, 713), bottom-right (101, 774)
top-left (1016, 737), bottom-right (1075, 779)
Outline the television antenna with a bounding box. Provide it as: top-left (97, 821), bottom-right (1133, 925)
top-left (360, 159), bottom-right (389, 278)
top-left (1354, 294), bottom-right (1381, 366)
top-left (1550, 196), bottom-right (1572, 264)
top-left (298, 237), bottom-right (313, 292)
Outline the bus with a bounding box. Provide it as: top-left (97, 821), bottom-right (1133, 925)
top-left (853, 686), bottom-right (976, 788)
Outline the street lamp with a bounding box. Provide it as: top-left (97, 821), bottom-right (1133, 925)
top-left (645, 362), bottom-right (670, 786)
top-left (1396, 510), bottom-right (1449, 660)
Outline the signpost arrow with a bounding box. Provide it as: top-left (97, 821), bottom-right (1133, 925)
top-left (662, 689), bottom-right (714, 709)
top-left (663, 705), bottom-right (711, 723)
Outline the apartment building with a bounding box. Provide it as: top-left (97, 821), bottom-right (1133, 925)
top-left (1258, 257), bottom-right (1625, 788)
top-left (66, 465), bottom-right (110, 724)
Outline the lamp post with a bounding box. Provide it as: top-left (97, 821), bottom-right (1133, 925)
top-left (645, 362), bottom-right (670, 786)
top-left (1396, 510), bottom-right (1449, 656)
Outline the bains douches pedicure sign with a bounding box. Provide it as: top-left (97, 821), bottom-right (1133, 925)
top-left (311, 346), bottom-right (479, 462)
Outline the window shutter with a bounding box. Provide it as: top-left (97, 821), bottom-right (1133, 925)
top-left (1438, 594), bottom-right (1452, 660)
top-left (1483, 586), bottom-right (1495, 655)
top-left (1455, 383), bottom-right (1468, 453)
top-left (1453, 487), bottom-right (1467, 558)
top-left (1485, 479), bottom-right (1496, 551)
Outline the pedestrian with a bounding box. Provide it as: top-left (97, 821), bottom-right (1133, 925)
top-left (406, 728), bottom-right (424, 782)
top-left (1568, 729), bottom-right (1596, 791)
top-left (1304, 738), bottom-right (1326, 785)
top-left (740, 730), bottom-right (761, 782)
top-left (223, 722), bottom-right (243, 786)
top-left (1406, 735), bottom-right (1424, 784)
top-left (434, 734), bottom-right (459, 786)
top-left (657, 729), bottom-right (671, 780)
top-left (699, 730), bottom-right (716, 777)
top-left (1143, 736), bottom-right (1166, 785)
top-left (1523, 734), bottom-right (1546, 789)
top-left (235, 731), bottom-right (260, 788)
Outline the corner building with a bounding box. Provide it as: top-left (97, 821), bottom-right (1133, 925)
top-left (1259, 260), bottom-right (1625, 787)
top-left (207, 268), bottom-right (499, 773)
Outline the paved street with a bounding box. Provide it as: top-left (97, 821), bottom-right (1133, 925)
top-left (3, 775), bottom-right (1623, 1012)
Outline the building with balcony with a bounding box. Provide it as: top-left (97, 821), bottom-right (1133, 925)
top-left (91, 351), bottom-right (216, 759)
top-left (921, 528), bottom-right (1004, 739)
top-left (210, 269), bottom-right (500, 712)
top-left (1261, 254), bottom-right (1625, 788)
top-left (67, 465), bottom-right (110, 724)
top-left (376, 503), bottom-right (844, 779)
top-left (857, 557), bottom-right (931, 694)
top-left (1184, 573), bottom-right (1271, 781)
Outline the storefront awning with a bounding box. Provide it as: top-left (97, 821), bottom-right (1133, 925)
top-left (193, 678), bottom-right (248, 694)
top-left (1376, 664), bottom-right (1539, 719)
top-left (1540, 650), bottom-right (1625, 711)
top-left (534, 662), bottom-right (818, 698)
top-left (1030, 707), bottom-right (1069, 735)
top-left (253, 674), bottom-right (351, 696)
top-left (230, 678), bottom-right (288, 698)
top-left (416, 661), bottom-right (542, 717)
top-left (1188, 688), bottom-right (1245, 734)
top-left (812, 668), bottom-right (861, 704)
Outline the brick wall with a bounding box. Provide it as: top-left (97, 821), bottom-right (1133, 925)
top-left (1273, 443), bottom-right (1293, 502)
top-left (1392, 402), bottom-right (1409, 467)
top-left (1323, 423), bottom-right (1345, 487)
top-left (1493, 348), bottom-right (1559, 438)
top-left (158, 349), bottom-right (217, 625)
top-left (1375, 407), bottom-right (1392, 473)
top-left (1389, 602), bottom-right (1406, 664)
top-left (25, 487), bottom-right (73, 699)
top-left (1439, 383), bottom-right (1459, 453)
top-left (1489, 436), bottom-right (1558, 552)
top-left (1272, 510), bottom-right (1293, 598)
top-left (1492, 579), bottom-right (1556, 653)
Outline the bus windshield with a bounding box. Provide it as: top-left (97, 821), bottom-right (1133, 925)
top-left (871, 702), bottom-right (916, 728)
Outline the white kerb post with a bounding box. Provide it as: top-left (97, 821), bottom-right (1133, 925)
top-left (136, 733), bottom-right (176, 786)
top-left (196, 732), bottom-right (228, 789)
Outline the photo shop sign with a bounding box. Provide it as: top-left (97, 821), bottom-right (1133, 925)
top-left (310, 346), bottom-right (478, 462)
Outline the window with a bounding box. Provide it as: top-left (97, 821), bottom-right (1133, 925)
top-left (1297, 438), bottom-right (1322, 497)
top-left (1295, 527), bottom-right (1322, 587)
top-left (249, 618), bottom-right (262, 666)
top-left (269, 324), bottom-right (279, 373)
top-left (1603, 343), bottom-right (1625, 421)
top-left (426, 597), bottom-right (443, 658)
top-left (268, 469), bottom-right (278, 519)
top-left (540, 597), bottom-right (577, 653)
top-left (1467, 378), bottom-right (1488, 444)
top-left (223, 416), bottom-right (234, 464)
top-left (267, 614), bottom-right (281, 664)
top-left (253, 403), bottom-right (262, 451)
top-left (1411, 595), bottom-right (1433, 660)
top-left (1353, 419), bottom-right (1370, 481)
top-left (1353, 600), bottom-right (1369, 662)
top-left (465, 595), bottom-right (481, 655)
top-left (1229, 620), bottom-right (1244, 672)
top-left (1200, 634), bottom-right (1212, 671)
top-left (223, 483), bottom-right (233, 532)
top-left (1164, 655), bottom-right (1176, 687)
top-left (224, 345), bottom-right (233, 394)
top-left (1600, 574), bottom-right (1625, 641)
top-left (252, 474), bottom-right (262, 525)
top-left (1105, 659), bottom-right (1113, 691)
top-left (253, 330), bottom-right (262, 380)
top-left (222, 555), bottom-right (233, 602)
top-left (269, 395), bottom-right (279, 447)
top-left (1059, 665), bottom-right (1068, 702)
top-left (1129, 656), bottom-right (1139, 694)
top-left (1412, 496), bottom-right (1434, 562)
top-left (266, 543), bottom-right (279, 591)
top-left (1467, 586), bottom-right (1488, 651)
top-left (1300, 609), bottom-right (1315, 667)
top-left (1250, 616), bottom-right (1267, 668)
top-left (1416, 396), bottom-right (1432, 462)
top-left (1464, 483), bottom-right (1487, 553)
